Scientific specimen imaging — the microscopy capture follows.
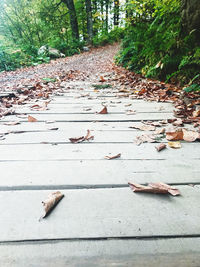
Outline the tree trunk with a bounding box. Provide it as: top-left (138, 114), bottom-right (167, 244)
top-left (105, 0), bottom-right (109, 32)
top-left (85, 0), bottom-right (93, 43)
top-left (113, 0), bottom-right (119, 27)
top-left (62, 0), bottom-right (79, 40)
top-left (181, 0), bottom-right (200, 42)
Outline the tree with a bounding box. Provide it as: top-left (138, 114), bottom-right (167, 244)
top-left (62, 0), bottom-right (79, 40)
top-left (85, 0), bottom-right (93, 43)
top-left (181, 0), bottom-right (200, 43)
top-left (113, 0), bottom-right (119, 27)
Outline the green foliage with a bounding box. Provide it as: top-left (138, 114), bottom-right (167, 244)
top-left (92, 84), bottom-right (112, 89)
top-left (184, 84), bottom-right (200, 93)
top-left (117, 0), bottom-right (200, 85)
top-left (93, 28), bottom-right (124, 46)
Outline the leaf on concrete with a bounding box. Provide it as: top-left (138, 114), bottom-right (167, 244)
top-left (135, 134), bottom-right (156, 145)
top-left (182, 129), bottom-right (200, 142)
top-left (104, 153), bottom-right (121, 160)
top-left (155, 143), bottom-right (166, 152)
top-left (172, 118), bottom-right (183, 126)
top-left (168, 141), bottom-right (181, 148)
top-left (154, 127), bottom-right (165, 134)
top-left (128, 182), bottom-right (180, 196)
top-left (40, 191), bottom-right (64, 220)
top-left (98, 106), bottom-right (108, 114)
top-left (28, 115), bottom-right (37, 122)
top-left (166, 130), bottom-right (183, 141)
top-left (193, 110), bottom-right (200, 117)
top-left (130, 123), bottom-right (156, 131)
top-left (48, 127), bottom-right (59, 131)
top-left (84, 129), bottom-right (94, 141)
top-left (69, 130), bottom-right (94, 143)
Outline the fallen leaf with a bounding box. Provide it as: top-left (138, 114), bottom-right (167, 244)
top-left (98, 106), bottom-right (108, 114)
top-left (168, 141), bottom-right (181, 148)
top-left (130, 123), bottom-right (156, 131)
top-left (99, 76), bottom-right (106, 82)
top-left (28, 115), bottom-right (37, 122)
top-left (182, 129), bottom-right (200, 142)
top-left (104, 153), bottom-right (121, 160)
top-left (172, 118), bottom-right (183, 126)
top-left (135, 134), bottom-right (155, 145)
top-left (155, 143), bottom-right (166, 152)
top-left (69, 136), bottom-right (85, 143)
top-left (40, 191), bottom-right (64, 220)
top-left (128, 182), bottom-right (180, 196)
top-left (84, 129), bottom-right (94, 141)
top-left (166, 130), bottom-right (183, 141)
top-left (69, 130), bottom-right (94, 143)
top-left (154, 128), bottom-right (165, 134)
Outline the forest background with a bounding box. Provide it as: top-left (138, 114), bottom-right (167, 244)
top-left (0, 0), bottom-right (199, 87)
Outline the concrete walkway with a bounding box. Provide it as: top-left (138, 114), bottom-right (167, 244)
top-left (0, 78), bottom-right (200, 267)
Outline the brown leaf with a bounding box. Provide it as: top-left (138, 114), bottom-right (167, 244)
top-left (168, 141), bottom-right (181, 149)
top-left (98, 106), bottom-right (108, 114)
top-left (128, 182), bottom-right (180, 196)
top-left (99, 76), bottom-right (106, 82)
top-left (104, 153), bottom-right (121, 160)
top-left (166, 130), bottom-right (183, 141)
top-left (84, 129), bottom-right (94, 141)
top-left (130, 123), bottom-right (155, 131)
top-left (172, 118), bottom-right (183, 126)
top-left (28, 115), bottom-right (37, 122)
top-left (69, 130), bottom-right (94, 143)
top-left (40, 191), bottom-right (64, 220)
top-left (155, 143), bottom-right (166, 152)
top-left (69, 136), bottom-right (85, 143)
top-left (182, 129), bottom-right (200, 142)
top-left (135, 134), bottom-right (155, 145)
top-left (154, 127), bottom-right (165, 134)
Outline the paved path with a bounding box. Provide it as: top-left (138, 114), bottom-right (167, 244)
top-left (0, 57), bottom-right (200, 266)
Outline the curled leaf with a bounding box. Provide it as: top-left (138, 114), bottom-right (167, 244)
top-left (105, 153), bottom-right (121, 160)
top-left (155, 143), bottom-right (166, 152)
top-left (69, 130), bottom-right (94, 143)
top-left (40, 191), bottom-right (64, 220)
top-left (98, 106), bottom-right (108, 114)
top-left (128, 182), bottom-right (180, 196)
top-left (130, 123), bottom-right (155, 131)
top-left (28, 115), bottom-right (37, 122)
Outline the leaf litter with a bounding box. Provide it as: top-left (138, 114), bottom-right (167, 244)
top-left (69, 129), bottom-right (94, 143)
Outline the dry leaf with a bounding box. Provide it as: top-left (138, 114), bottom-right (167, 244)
top-left (28, 115), bottom-right (37, 122)
top-left (135, 134), bottom-right (155, 145)
top-left (172, 118), bottom-right (183, 126)
top-left (99, 76), bottom-right (106, 82)
top-left (130, 123), bottom-right (156, 131)
top-left (168, 141), bottom-right (181, 148)
top-left (40, 191), bottom-right (64, 220)
top-left (166, 130), bottom-right (183, 141)
top-left (84, 129), bottom-right (94, 141)
top-left (182, 129), bottom-right (200, 142)
top-left (104, 153), bottom-right (121, 160)
top-left (154, 127), bottom-right (165, 134)
top-left (128, 182), bottom-right (180, 196)
top-left (98, 106), bottom-right (108, 114)
top-left (69, 136), bottom-right (85, 143)
top-left (155, 143), bottom-right (166, 152)
top-left (69, 130), bottom-right (94, 143)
